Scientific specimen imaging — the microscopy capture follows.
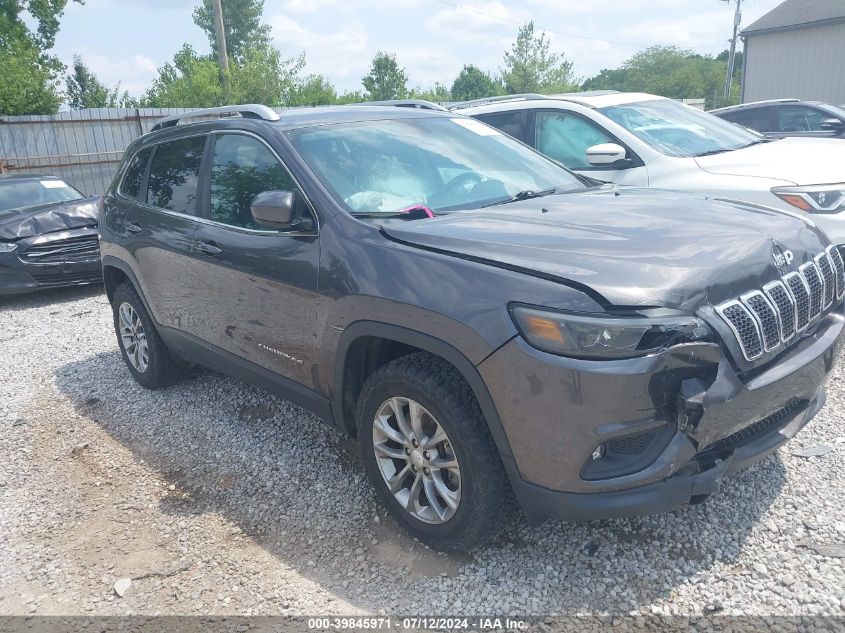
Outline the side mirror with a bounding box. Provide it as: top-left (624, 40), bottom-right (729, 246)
top-left (586, 143), bottom-right (628, 167)
top-left (820, 118), bottom-right (844, 131)
top-left (250, 191), bottom-right (297, 229)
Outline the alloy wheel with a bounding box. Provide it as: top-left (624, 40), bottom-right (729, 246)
top-left (372, 396), bottom-right (461, 524)
top-left (118, 302), bottom-right (149, 372)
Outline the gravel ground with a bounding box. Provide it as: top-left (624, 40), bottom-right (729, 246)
top-left (0, 286), bottom-right (844, 619)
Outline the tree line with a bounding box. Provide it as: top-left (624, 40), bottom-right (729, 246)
top-left (0, 0), bottom-right (741, 116)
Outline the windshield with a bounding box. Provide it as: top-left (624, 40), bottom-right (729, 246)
top-left (599, 99), bottom-right (764, 158)
top-left (285, 116), bottom-right (584, 214)
top-left (0, 178), bottom-right (84, 214)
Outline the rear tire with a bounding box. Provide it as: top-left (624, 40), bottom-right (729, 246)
top-left (357, 352), bottom-right (510, 552)
top-left (112, 281), bottom-right (181, 389)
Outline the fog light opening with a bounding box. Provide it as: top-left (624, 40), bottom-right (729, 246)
top-left (591, 444), bottom-right (605, 461)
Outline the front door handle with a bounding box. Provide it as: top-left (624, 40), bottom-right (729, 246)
top-left (125, 222), bottom-right (142, 234)
top-left (196, 240), bottom-right (222, 256)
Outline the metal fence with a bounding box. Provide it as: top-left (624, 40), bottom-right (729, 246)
top-left (0, 108), bottom-right (196, 196)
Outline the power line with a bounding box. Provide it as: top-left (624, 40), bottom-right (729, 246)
top-left (430, 0), bottom-right (727, 52)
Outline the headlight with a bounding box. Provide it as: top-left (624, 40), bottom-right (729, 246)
top-left (510, 305), bottom-right (714, 359)
top-left (0, 242), bottom-right (18, 253)
top-left (772, 184), bottom-right (845, 214)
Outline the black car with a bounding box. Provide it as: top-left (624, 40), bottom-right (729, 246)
top-left (99, 104), bottom-right (843, 551)
top-left (711, 99), bottom-right (845, 139)
top-left (0, 174), bottom-right (101, 295)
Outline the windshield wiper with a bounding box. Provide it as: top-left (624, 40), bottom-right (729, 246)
top-left (695, 138), bottom-right (774, 157)
top-left (481, 188), bottom-right (558, 208)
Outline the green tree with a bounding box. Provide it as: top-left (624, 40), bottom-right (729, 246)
top-left (1, 38), bottom-right (63, 114)
top-left (580, 67), bottom-right (628, 91)
top-left (289, 73), bottom-right (337, 106)
top-left (450, 64), bottom-right (500, 101)
top-left (230, 46), bottom-right (303, 105)
top-left (192, 0), bottom-right (271, 62)
top-left (581, 46), bottom-right (736, 108)
top-left (142, 43), bottom-right (304, 108)
top-left (501, 22), bottom-right (578, 95)
top-left (142, 45), bottom-right (225, 108)
top-left (335, 90), bottom-right (365, 105)
top-left (66, 55), bottom-right (133, 109)
top-left (362, 52), bottom-right (407, 100)
top-left (0, 0), bottom-right (82, 114)
top-left (409, 83), bottom-right (451, 103)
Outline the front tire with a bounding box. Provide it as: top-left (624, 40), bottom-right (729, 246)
top-left (112, 281), bottom-right (181, 389)
top-left (357, 352), bottom-right (510, 551)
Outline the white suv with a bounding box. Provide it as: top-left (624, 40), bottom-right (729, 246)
top-left (459, 92), bottom-right (845, 244)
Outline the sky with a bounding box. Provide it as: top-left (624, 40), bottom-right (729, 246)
top-left (49, 0), bottom-right (787, 98)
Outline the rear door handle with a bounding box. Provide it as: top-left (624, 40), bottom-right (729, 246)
top-left (196, 240), bottom-right (222, 256)
top-left (125, 222), bottom-right (142, 234)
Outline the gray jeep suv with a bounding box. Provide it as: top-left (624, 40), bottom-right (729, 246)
top-left (100, 104), bottom-right (844, 551)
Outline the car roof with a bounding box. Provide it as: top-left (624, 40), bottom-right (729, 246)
top-left (457, 92), bottom-right (666, 114)
top-left (273, 105), bottom-right (456, 130)
top-left (148, 105), bottom-right (457, 139)
top-left (0, 173), bottom-right (68, 183)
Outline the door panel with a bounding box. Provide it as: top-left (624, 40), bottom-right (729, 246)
top-left (123, 136), bottom-right (206, 338)
top-left (123, 205), bottom-right (199, 330)
top-left (191, 132), bottom-right (322, 388)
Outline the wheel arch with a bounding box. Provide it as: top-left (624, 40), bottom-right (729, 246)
top-left (101, 256), bottom-right (154, 316)
top-left (333, 321), bottom-right (514, 460)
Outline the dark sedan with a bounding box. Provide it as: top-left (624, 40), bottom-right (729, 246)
top-left (0, 174), bottom-right (101, 295)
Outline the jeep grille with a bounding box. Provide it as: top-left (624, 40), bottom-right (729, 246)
top-left (715, 246), bottom-right (844, 361)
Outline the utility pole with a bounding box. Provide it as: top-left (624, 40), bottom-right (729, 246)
top-left (723, 0), bottom-right (742, 103)
top-left (212, 0), bottom-right (229, 75)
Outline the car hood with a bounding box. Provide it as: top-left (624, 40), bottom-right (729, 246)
top-left (381, 188), bottom-right (829, 310)
top-left (0, 197), bottom-right (99, 241)
top-left (694, 137), bottom-right (845, 185)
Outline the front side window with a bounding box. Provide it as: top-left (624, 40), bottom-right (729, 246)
top-left (535, 111), bottom-right (615, 169)
top-left (285, 116), bottom-right (584, 215)
top-left (208, 134), bottom-right (298, 229)
top-left (600, 99), bottom-right (763, 157)
top-left (776, 105), bottom-right (825, 132)
top-left (146, 136), bottom-right (205, 215)
top-left (119, 147), bottom-right (152, 200)
top-left (0, 178), bottom-right (84, 214)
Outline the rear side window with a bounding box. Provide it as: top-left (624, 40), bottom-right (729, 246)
top-left (208, 134), bottom-right (299, 229)
top-left (475, 111), bottom-right (526, 142)
top-left (118, 147), bottom-right (152, 199)
top-left (146, 136), bottom-right (206, 215)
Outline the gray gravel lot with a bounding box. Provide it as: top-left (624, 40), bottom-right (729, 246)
top-left (0, 286), bottom-right (843, 618)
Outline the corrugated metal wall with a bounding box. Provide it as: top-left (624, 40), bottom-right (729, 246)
top-left (743, 21), bottom-right (845, 104)
top-left (0, 108), bottom-right (194, 196)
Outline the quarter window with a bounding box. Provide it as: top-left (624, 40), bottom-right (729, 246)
top-left (119, 147), bottom-right (152, 200)
top-left (535, 111), bottom-right (614, 169)
top-left (146, 136), bottom-right (205, 215)
top-left (208, 134), bottom-right (298, 229)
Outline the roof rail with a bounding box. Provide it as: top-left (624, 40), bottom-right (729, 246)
top-left (355, 99), bottom-right (448, 111)
top-left (449, 93), bottom-right (548, 110)
top-left (548, 90), bottom-right (620, 97)
top-left (151, 104), bottom-right (280, 132)
top-left (710, 98), bottom-right (800, 112)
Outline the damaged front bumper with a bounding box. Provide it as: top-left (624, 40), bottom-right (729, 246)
top-left (478, 306), bottom-right (844, 522)
top-left (0, 227), bottom-right (102, 296)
